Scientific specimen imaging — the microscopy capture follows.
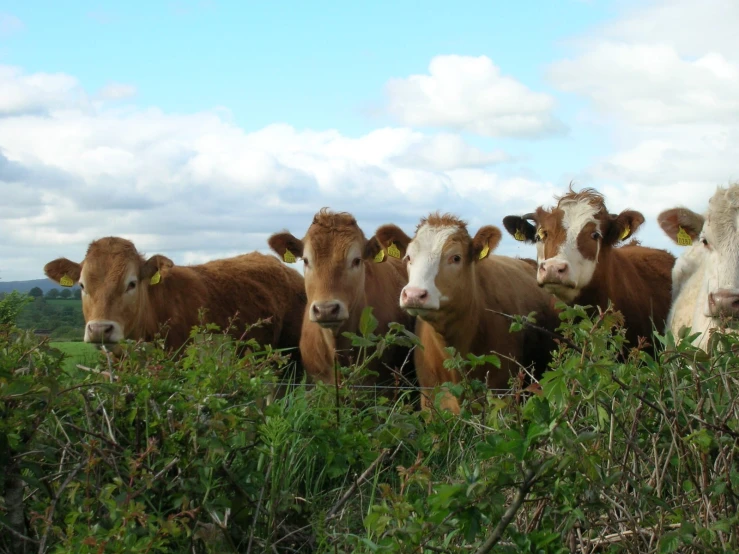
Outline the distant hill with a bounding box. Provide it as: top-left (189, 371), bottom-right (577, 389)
top-left (0, 278), bottom-right (80, 294)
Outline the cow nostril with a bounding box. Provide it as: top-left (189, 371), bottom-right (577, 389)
top-left (419, 290), bottom-right (428, 300)
top-left (103, 324), bottom-right (114, 336)
top-left (311, 304), bottom-right (321, 316)
top-left (328, 303), bottom-right (340, 316)
top-left (557, 265), bottom-right (567, 274)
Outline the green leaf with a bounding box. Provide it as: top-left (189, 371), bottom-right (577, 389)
top-left (359, 306), bottom-right (379, 336)
top-left (658, 531), bottom-right (681, 553)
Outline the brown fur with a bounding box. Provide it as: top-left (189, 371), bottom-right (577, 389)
top-left (44, 237), bottom-right (306, 359)
top-left (503, 186), bottom-right (675, 352)
top-left (375, 218), bottom-right (560, 413)
top-left (268, 209), bottom-right (415, 389)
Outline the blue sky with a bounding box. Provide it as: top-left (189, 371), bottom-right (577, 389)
top-left (0, 0), bottom-right (737, 279)
top-left (1, 1), bottom-right (614, 175)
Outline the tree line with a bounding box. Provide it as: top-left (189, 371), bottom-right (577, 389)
top-left (27, 286), bottom-right (82, 300)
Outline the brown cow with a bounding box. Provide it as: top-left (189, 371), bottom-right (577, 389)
top-left (373, 213), bottom-right (560, 413)
top-left (43, 237), bottom-right (306, 360)
top-left (503, 186), bottom-right (675, 352)
top-left (268, 209), bottom-right (415, 389)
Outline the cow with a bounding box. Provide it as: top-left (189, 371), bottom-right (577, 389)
top-left (502, 186), bottom-right (675, 354)
top-left (268, 208), bottom-right (416, 391)
top-left (373, 212), bottom-right (560, 414)
top-left (43, 237), bottom-right (306, 362)
top-left (658, 183), bottom-right (739, 349)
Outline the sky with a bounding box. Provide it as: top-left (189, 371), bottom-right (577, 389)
top-left (1, 0), bottom-right (738, 281)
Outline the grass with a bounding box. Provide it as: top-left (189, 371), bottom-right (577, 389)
top-left (50, 340), bottom-right (102, 371)
top-left (45, 298), bottom-right (82, 313)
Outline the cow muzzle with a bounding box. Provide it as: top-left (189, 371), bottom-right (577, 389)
top-left (707, 289), bottom-right (739, 318)
top-left (537, 259), bottom-right (572, 286)
top-left (400, 286), bottom-right (439, 315)
top-left (85, 319), bottom-right (124, 344)
top-left (310, 300), bottom-right (349, 328)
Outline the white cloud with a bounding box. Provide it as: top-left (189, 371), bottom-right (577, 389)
top-left (0, 66), bottom-right (90, 116)
top-left (0, 13), bottom-right (23, 37)
top-left (97, 83), bottom-right (138, 100)
top-left (0, 65), bottom-right (555, 280)
top-left (544, 0), bottom-right (739, 250)
top-left (384, 55), bottom-right (566, 138)
top-left (549, 43), bottom-right (739, 126)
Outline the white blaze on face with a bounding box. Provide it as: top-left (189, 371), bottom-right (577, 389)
top-left (402, 224), bottom-right (458, 311)
top-left (670, 187), bottom-right (739, 349)
top-left (538, 200), bottom-right (601, 298)
top-left (695, 201), bottom-right (739, 323)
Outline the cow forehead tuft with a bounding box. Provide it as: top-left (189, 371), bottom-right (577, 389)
top-left (86, 237), bottom-right (142, 260)
top-left (417, 212), bottom-right (468, 233)
top-left (412, 224), bottom-right (466, 256)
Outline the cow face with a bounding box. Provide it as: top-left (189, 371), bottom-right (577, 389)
top-left (660, 186), bottom-right (739, 329)
top-left (268, 209), bottom-right (382, 331)
top-left (44, 237), bottom-right (173, 344)
top-left (374, 213), bottom-right (500, 319)
top-left (503, 188), bottom-right (643, 303)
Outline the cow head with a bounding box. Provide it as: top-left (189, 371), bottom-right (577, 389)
top-left (503, 187), bottom-right (643, 303)
top-left (44, 237), bottom-right (173, 344)
top-left (268, 208), bottom-right (383, 331)
top-left (659, 185), bottom-right (739, 325)
top-left (373, 213), bottom-right (501, 319)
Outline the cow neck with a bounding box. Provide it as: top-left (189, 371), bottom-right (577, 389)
top-left (327, 287), bottom-right (369, 361)
top-left (571, 245), bottom-right (617, 311)
top-left (424, 266), bottom-right (482, 355)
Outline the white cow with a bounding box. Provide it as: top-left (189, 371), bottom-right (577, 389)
top-left (658, 183), bottom-right (739, 349)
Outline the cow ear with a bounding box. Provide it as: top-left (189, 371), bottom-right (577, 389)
top-left (362, 236), bottom-right (385, 263)
top-left (373, 224), bottom-right (412, 260)
top-left (44, 258), bottom-right (81, 287)
top-left (605, 210), bottom-right (645, 244)
top-left (657, 207), bottom-right (704, 246)
top-left (141, 255), bottom-right (174, 285)
top-left (471, 226), bottom-right (502, 261)
top-left (268, 232), bottom-right (304, 264)
top-left (503, 215), bottom-right (537, 243)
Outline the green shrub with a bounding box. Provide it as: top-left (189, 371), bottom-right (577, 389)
top-left (1, 305), bottom-right (737, 553)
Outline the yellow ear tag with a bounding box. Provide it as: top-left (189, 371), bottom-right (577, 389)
top-left (59, 275), bottom-right (74, 287)
top-left (387, 243), bottom-right (401, 259)
top-left (514, 229), bottom-right (526, 241)
top-left (373, 249), bottom-right (385, 263)
top-left (619, 225), bottom-right (630, 241)
top-left (676, 226), bottom-right (693, 246)
top-left (283, 250), bottom-right (296, 263)
top-left (150, 271), bottom-right (161, 286)
top-left (479, 244), bottom-right (490, 260)
top-left (536, 228), bottom-right (546, 241)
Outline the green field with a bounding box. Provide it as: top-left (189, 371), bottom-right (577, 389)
top-left (45, 298), bottom-right (83, 313)
top-left (50, 341), bottom-right (102, 371)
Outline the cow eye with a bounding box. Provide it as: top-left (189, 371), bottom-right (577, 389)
top-left (351, 257), bottom-right (362, 268)
top-left (701, 237), bottom-right (709, 248)
top-left (449, 254), bottom-right (462, 264)
top-left (303, 258), bottom-right (310, 268)
top-left (592, 231), bottom-right (602, 240)
top-left (127, 281), bottom-right (137, 291)
top-left (535, 229), bottom-right (547, 242)
top-left (79, 283), bottom-right (85, 290)
top-left (405, 255), bottom-right (411, 264)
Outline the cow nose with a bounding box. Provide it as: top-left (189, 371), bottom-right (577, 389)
top-left (311, 300), bottom-right (344, 322)
top-left (401, 287), bottom-right (429, 307)
top-left (87, 322), bottom-right (115, 342)
top-left (708, 290), bottom-right (739, 318)
top-left (539, 260), bottom-right (569, 282)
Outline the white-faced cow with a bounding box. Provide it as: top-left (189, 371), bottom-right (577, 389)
top-left (44, 237), bottom-right (306, 357)
top-left (374, 213), bottom-right (560, 413)
top-left (658, 184), bottom-right (739, 349)
top-left (503, 187), bottom-right (675, 353)
top-left (268, 209), bottom-right (415, 388)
